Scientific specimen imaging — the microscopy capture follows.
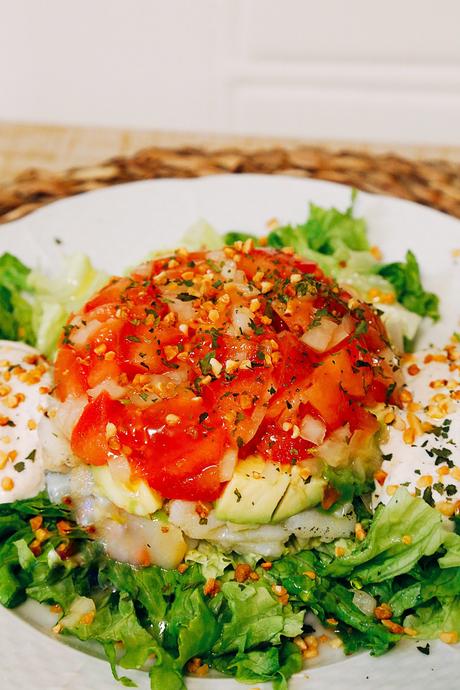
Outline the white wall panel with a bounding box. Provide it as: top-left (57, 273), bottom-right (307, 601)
top-left (0, 0), bottom-right (459, 145)
top-left (244, 0), bottom-right (460, 62)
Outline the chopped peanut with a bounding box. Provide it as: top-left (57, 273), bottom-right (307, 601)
top-left (203, 578), bottom-right (221, 597)
top-left (381, 619), bottom-right (405, 634)
top-left (374, 603), bottom-right (393, 620)
top-left (234, 564), bottom-right (252, 583)
top-left (440, 631), bottom-right (459, 645)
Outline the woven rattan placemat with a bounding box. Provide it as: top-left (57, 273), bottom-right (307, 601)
top-left (1, 145), bottom-right (459, 223)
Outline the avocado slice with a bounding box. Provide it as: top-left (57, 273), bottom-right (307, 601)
top-left (271, 468), bottom-right (326, 523)
top-left (215, 455), bottom-right (291, 524)
top-left (92, 466), bottom-right (163, 517)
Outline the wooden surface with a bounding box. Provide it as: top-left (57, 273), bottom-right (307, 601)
top-left (1, 122), bottom-right (460, 223)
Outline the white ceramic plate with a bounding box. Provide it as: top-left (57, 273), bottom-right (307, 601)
top-left (1, 175), bottom-right (459, 690)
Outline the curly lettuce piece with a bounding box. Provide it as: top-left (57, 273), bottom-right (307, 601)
top-left (185, 542), bottom-right (233, 579)
top-left (27, 253), bottom-right (107, 358)
top-left (182, 219), bottom-right (224, 251)
top-left (404, 596), bottom-right (460, 640)
top-left (0, 253), bottom-right (34, 343)
top-left (378, 250), bottom-right (440, 320)
top-left (324, 488), bottom-right (448, 583)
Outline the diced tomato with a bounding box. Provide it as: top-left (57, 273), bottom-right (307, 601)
top-left (56, 246), bottom-right (401, 503)
top-left (84, 277), bottom-right (129, 312)
top-left (348, 404), bottom-right (380, 435)
top-left (304, 377), bottom-right (348, 430)
top-left (87, 359), bottom-right (121, 389)
top-left (54, 346), bottom-right (88, 400)
top-left (71, 393), bottom-right (122, 465)
top-left (244, 419), bottom-right (313, 464)
top-left (208, 367), bottom-right (275, 444)
top-left (118, 323), bottom-right (183, 376)
top-left (71, 392), bottom-right (229, 500)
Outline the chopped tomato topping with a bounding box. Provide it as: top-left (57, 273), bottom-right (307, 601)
top-left (54, 246), bottom-right (401, 500)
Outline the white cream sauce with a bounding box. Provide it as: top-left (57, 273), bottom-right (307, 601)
top-left (0, 341), bottom-right (51, 503)
top-left (373, 339), bottom-right (460, 514)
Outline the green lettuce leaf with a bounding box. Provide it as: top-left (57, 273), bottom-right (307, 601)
top-left (182, 219), bottom-right (224, 251)
top-left (1, 490), bottom-right (459, 689)
top-left (27, 253), bottom-right (107, 357)
top-left (211, 642), bottom-right (302, 689)
top-left (185, 541), bottom-right (233, 578)
top-left (438, 532), bottom-right (460, 569)
top-left (65, 592), bottom-right (185, 690)
top-left (388, 564), bottom-right (460, 618)
top-left (223, 231), bottom-right (260, 246)
top-left (404, 596), bottom-right (460, 639)
top-left (0, 253), bottom-right (34, 343)
top-left (378, 250), bottom-right (439, 320)
top-left (324, 489), bottom-right (447, 583)
top-left (213, 580), bottom-right (303, 655)
top-left (269, 551), bottom-right (400, 656)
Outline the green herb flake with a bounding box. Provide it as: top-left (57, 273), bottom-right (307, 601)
top-left (199, 350), bottom-right (216, 376)
top-left (176, 292), bottom-right (198, 302)
top-left (234, 488), bottom-right (242, 503)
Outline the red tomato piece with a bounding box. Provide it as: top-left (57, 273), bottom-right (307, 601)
top-left (71, 392), bottom-right (122, 466)
top-left (54, 346), bottom-right (88, 401)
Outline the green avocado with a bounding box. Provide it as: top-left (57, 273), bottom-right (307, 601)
top-left (271, 468), bottom-right (326, 523)
top-left (214, 455), bottom-right (291, 524)
top-left (92, 466), bottom-right (163, 517)
top-left (215, 456), bottom-right (325, 525)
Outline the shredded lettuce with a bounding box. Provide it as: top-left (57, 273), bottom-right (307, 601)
top-left (185, 542), bottom-right (233, 578)
top-left (27, 253), bottom-right (107, 357)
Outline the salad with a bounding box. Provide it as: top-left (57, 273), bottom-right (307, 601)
top-left (0, 194), bottom-right (459, 690)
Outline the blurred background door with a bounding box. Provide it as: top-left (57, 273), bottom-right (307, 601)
top-left (1, 0), bottom-right (460, 145)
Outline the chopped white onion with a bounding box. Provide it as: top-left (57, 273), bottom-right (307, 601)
top-left (70, 318), bottom-right (102, 346)
top-left (231, 306), bottom-right (253, 335)
top-left (328, 314), bottom-right (354, 349)
top-left (87, 379), bottom-right (126, 400)
top-left (221, 260), bottom-right (237, 280)
top-left (168, 298), bottom-right (197, 322)
top-left (315, 424), bottom-right (351, 467)
top-left (300, 415), bottom-right (326, 445)
top-left (233, 269), bottom-right (259, 296)
top-left (352, 590), bottom-right (377, 617)
top-left (206, 250), bottom-right (225, 265)
top-left (301, 318), bottom-right (337, 352)
top-left (219, 449), bottom-right (237, 482)
top-left (108, 455), bottom-right (132, 484)
top-left (301, 315), bottom-right (354, 353)
top-left (53, 396), bottom-right (87, 439)
top-left (149, 369), bottom-right (188, 398)
top-left (60, 596), bottom-right (96, 629)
